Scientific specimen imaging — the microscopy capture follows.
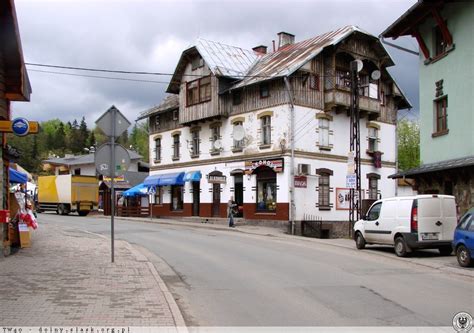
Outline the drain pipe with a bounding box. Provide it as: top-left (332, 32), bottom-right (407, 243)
top-left (284, 76), bottom-right (295, 235)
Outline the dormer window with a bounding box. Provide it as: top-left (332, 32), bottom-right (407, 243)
top-left (434, 22), bottom-right (448, 57)
top-left (191, 56), bottom-right (204, 70)
top-left (186, 76), bottom-right (211, 106)
top-left (260, 83), bottom-right (269, 98)
top-left (155, 115), bottom-right (160, 129)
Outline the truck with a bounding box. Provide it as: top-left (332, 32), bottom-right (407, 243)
top-left (37, 175), bottom-right (98, 216)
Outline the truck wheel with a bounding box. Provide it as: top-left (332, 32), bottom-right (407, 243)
top-left (394, 236), bottom-right (409, 257)
top-left (456, 245), bottom-right (472, 267)
top-left (438, 246), bottom-right (452, 256)
top-left (58, 204), bottom-right (69, 216)
top-left (355, 232), bottom-right (366, 250)
top-left (78, 210), bottom-right (89, 217)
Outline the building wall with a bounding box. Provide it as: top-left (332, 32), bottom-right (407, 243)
top-left (418, 2), bottom-right (474, 164)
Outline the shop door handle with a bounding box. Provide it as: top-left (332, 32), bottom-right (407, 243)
top-left (375, 221), bottom-right (379, 226)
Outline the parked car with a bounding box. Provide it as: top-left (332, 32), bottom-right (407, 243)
top-left (453, 207), bottom-right (474, 267)
top-left (354, 195), bottom-right (457, 257)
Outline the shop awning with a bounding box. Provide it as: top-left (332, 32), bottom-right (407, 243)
top-left (184, 171), bottom-right (202, 182)
top-left (122, 183), bottom-right (149, 197)
top-left (144, 172), bottom-right (185, 186)
top-left (9, 167), bottom-right (27, 184)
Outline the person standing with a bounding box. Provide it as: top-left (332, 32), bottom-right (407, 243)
top-left (227, 197), bottom-right (237, 228)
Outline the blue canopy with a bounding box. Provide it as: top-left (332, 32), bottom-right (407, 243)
top-left (122, 183), bottom-right (149, 197)
top-left (184, 171), bottom-right (202, 182)
top-left (144, 172), bottom-right (185, 186)
top-left (9, 167), bottom-right (27, 184)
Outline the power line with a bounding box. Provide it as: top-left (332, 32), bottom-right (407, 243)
top-left (28, 69), bottom-right (170, 84)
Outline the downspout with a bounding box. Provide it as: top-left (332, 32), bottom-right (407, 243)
top-left (284, 77), bottom-right (295, 235)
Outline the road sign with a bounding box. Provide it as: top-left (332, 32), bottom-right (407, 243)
top-left (147, 186), bottom-right (156, 195)
top-left (95, 143), bottom-right (131, 177)
top-left (346, 174), bottom-right (356, 189)
top-left (95, 105), bottom-right (131, 138)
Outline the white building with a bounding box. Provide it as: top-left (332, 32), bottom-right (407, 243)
top-left (138, 26), bottom-right (410, 236)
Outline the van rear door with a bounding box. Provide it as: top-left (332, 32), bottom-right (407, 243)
top-left (418, 196), bottom-right (456, 242)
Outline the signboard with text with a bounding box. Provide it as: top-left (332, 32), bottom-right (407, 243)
top-left (294, 176), bottom-right (307, 188)
top-left (245, 158), bottom-right (284, 174)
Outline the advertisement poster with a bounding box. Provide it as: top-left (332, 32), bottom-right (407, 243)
top-left (336, 188), bottom-right (365, 210)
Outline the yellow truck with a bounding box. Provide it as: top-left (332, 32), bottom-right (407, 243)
top-left (37, 175), bottom-right (98, 216)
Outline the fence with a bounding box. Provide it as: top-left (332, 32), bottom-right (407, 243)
top-left (301, 214), bottom-right (330, 239)
top-left (117, 206), bottom-right (150, 217)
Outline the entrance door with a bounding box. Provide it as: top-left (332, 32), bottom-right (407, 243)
top-left (192, 182), bottom-right (200, 216)
top-left (234, 174), bottom-right (243, 217)
top-left (212, 183), bottom-right (221, 217)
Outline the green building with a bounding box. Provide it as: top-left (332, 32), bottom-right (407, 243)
top-left (382, 0), bottom-right (474, 214)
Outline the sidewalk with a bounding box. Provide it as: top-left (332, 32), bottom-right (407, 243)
top-left (0, 222), bottom-right (185, 327)
top-left (103, 215), bottom-right (474, 279)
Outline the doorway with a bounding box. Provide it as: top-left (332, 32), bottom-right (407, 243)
top-left (233, 174), bottom-right (243, 217)
top-left (192, 181), bottom-right (200, 216)
top-left (212, 183), bottom-right (221, 217)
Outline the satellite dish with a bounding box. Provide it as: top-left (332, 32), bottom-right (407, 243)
top-left (213, 139), bottom-right (222, 150)
top-left (233, 125), bottom-right (245, 141)
top-left (371, 70), bottom-right (381, 80)
top-left (355, 59), bottom-right (363, 73)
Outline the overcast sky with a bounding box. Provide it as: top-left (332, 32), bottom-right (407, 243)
top-left (12, 0), bottom-right (419, 127)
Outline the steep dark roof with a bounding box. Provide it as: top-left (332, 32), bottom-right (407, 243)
top-left (389, 155), bottom-right (474, 179)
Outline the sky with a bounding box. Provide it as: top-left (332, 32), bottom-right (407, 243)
top-left (12, 0), bottom-right (420, 128)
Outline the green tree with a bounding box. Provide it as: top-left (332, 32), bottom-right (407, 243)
top-left (398, 120), bottom-right (420, 171)
top-left (129, 121), bottom-right (149, 162)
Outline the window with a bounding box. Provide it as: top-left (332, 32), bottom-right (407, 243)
top-left (433, 23), bottom-right (448, 57)
top-left (233, 121), bottom-right (245, 150)
top-left (367, 202), bottom-right (382, 221)
top-left (154, 138), bottom-right (161, 161)
top-left (336, 69), bottom-right (351, 88)
top-left (233, 90), bottom-right (242, 105)
top-left (368, 177), bottom-right (378, 200)
top-left (155, 115), bottom-right (160, 129)
top-left (319, 118), bottom-right (330, 148)
top-left (434, 97), bottom-right (448, 134)
top-left (256, 167), bottom-right (277, 212)
top-left (260, 83), bottom-right (269, 98)
top-left (368, 127), bottom-right (378, 152)
top-left (74, 168), bottom-right (81, 175)
top-left (318, 173), bottom-right (330, 209)
top-left (210, 124), bottom-right (221, 153)
top-left (191, 130), bottom-right (199, 157)
top-left (172, 134), bottom-right (180, 160)
top-left (191, 56), bottom-right (203, 70)
top-left (186, 76), bottom-right (211, 106)
top-left (171, 185), bottom-right (183, 211)
top-left (154, 187), bottom-right (162, 205)
top-left (309, 74), bottom-right (320, 90)
top-left (173, 110), bottom-right (178, 121)
top-left (458, 214), bottom-right (472, 230)
top-left (261, 116), bottom-right (271, 145)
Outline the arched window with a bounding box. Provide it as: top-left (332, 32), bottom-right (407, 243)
top-left (256, 166), bottom-right (277, 212)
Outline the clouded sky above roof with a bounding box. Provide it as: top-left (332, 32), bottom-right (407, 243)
top-left (12, 0), bottom-right (419, 127)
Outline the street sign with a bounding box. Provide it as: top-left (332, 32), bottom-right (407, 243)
top-left (0, 119), bottom-right (39, 136)
top-left (95, 143), bottom-right (131, 177)
top-left (147, 186), bottom-right (156, 195)
top-left (95, 105), bottom-right (131, 138)
top-left (346, 174), bottom-right (356, 189)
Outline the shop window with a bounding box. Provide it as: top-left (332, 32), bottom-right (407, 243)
top-left (434, 96), bottom-right (448, 135)
top-left (172, 134), bottom-right (180, 160)
top-left (256, 166), bottom-right (277, 212)
top-left (261, 116), bottom-right (271, 145)
top-left (154, 187), bottom-right (163, 205)
top-left (154, 137), bottom-right (161, 162)
top-left (171, 185), bottom-right (183, 211)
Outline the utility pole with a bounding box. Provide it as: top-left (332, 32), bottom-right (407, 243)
top-left (284, 77), bottom-right (295, 235)
top-left (349, 60), bottom-right (362, 233)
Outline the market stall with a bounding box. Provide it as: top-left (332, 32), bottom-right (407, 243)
top-left (119, 183), bottom-right (149, 217)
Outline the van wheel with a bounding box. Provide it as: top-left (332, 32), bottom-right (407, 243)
top-left (456, 245), bottom-right (472, 267)
top-left (355, 232), bottom-right (366, 250)
top-left (78, 210), bottom-right (89, 217)
top-left (438, 246), bottom-right (452, 256)
top-left (394, 237), bottom-right (409, 257)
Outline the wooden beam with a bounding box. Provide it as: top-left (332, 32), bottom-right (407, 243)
top-left (431, 7), bottom-right (453, 46)
top-left (412, 30), bottom-right (430, 60)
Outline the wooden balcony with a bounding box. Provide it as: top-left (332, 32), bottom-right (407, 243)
top-left (324, 88), bottom-right (380, 117)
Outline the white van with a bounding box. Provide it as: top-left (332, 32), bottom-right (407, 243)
top-left (353, 195), bottom-right (457, 257)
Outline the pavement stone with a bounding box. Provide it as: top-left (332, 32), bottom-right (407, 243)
top-left (0, 222), bottom-right (184, 327)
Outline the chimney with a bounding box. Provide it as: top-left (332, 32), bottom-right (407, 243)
top-left (277, 32), bottom-right (295, 49)
top-left (252, 45), bottom-right (267, 55)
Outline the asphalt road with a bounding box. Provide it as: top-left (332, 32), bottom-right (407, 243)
top-left (39, 213), bottom-right (474, 327)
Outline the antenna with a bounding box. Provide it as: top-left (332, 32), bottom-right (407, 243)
top-left (213, 139), bottom-right (223, 150)
top-left (371, 70), bottom-right (381, 80)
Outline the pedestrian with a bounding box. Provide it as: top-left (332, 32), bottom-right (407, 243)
top-left (227, 197), bottom-right (237, 228)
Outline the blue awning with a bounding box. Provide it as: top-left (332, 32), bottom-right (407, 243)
top-left (184, 171), bottom-right (202, 182)
top-left (122, 183), bottom-right (149, 197)
top-left (143, 172), bottom-right (185, 186)
top-left (9, 167), bottom-right (27, 184)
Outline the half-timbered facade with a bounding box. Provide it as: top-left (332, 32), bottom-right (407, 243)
top-left (139, 26), bottom-right (410, 236)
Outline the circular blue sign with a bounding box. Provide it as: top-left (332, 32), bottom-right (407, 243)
top-left (12, 118), bottom-right (30, 136)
